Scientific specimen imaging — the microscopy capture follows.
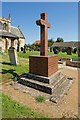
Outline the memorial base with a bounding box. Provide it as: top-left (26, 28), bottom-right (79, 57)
top-left (29, 55), bottom-right (58, 77)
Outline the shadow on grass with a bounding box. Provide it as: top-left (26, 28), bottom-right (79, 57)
top-left (2, 69), bottom-right (19, 81)
top-left (2, 62), bottom-right (11, 65)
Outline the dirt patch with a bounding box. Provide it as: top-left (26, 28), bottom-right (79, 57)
top-left (2, 67), bottom-right (79, 118)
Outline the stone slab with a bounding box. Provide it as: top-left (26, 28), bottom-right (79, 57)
top-left (8, 48), bottom-right (18, 65)
top-left (21, 71), bottom-right (64, 85)
top-left (18, 71), bottom-right (74, 102)
top-left (29, 55), bottom-right (58, 77)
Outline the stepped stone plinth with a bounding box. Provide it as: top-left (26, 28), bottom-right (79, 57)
top-left (18, 71), bottom-right (73, 102)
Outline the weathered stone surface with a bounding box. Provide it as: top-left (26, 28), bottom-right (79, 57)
top-left (8, 48), bottom-right (18, 65)
top-left (21, 71), bottom-right (63, 84)
top-left (50, 77), bottom-right (73, 103)
top-left (18, 71), bottom-right (74, 98)
top-left (36, 13), bottom-right (51, 56)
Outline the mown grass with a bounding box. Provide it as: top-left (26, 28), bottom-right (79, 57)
top-left (18, 51), bottom-right (78, 59)
top-left (18, 51), bottom-right (40, 58)
top-left (0, 53), bottom-right (29, 83)
top-left (57, 52), bottom-right (78, 59)
top-left (2, 93), bottom-right (49, 119)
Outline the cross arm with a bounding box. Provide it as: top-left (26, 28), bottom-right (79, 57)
top-left (36, 19), bottom-right (51, 28)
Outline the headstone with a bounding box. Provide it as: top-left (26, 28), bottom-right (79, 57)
top-left (67, 47), bottom-right (72, 55)
top-left (73, 48), bottom-right (77, 54)
top-left (54, 48), bottom-right (58, 54)
top-left (8, 39), bottom-right (19, 65)
top-left (50, 47), bottom-right (53, 52)
top-left (78, 47), bottom-right (80, 57)
top-left (23, 44), bottom-right (26, 53)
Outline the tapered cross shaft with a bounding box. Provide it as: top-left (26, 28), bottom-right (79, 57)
top-left (36, 13), bottom-right (51, 56)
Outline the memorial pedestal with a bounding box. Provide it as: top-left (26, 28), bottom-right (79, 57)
top-left (29, 55), bottom-right (58, 77)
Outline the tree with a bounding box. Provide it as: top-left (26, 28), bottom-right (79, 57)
top-left (33, 43), bottom-right (40, 51)
top-left (56, 37), bottom-right (64, 42)
top-left (48, 38), bottom-right (54, 47)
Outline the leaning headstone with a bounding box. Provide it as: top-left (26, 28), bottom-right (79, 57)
top-left (8, 39), bottom-right (19, 65)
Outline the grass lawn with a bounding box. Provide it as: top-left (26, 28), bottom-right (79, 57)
top-left (0, 53), bottom-right (29, 83)
top-left (1, 93), bottom-right (48, 119)
top-left (18, 51), bottom-right (78, 59)
top-left (57, 52), bottom-right (78, 59)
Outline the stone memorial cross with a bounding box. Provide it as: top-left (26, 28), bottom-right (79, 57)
top-left (36, 13), bottom-right (51, 56)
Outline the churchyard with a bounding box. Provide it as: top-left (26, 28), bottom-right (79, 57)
top-left (0, 12), bottom-right (80, 119)
top-left (0, 50), bottom-right (79, 119)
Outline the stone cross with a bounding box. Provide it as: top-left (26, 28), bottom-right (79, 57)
top-left (36, 13), bottom-right (51, 56)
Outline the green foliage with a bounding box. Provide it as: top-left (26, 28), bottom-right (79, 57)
top-left (34, 43), bottom-right (40, 51)
top-left (2, 93), bottom-right (48, 118)
top-left (36, 95), bottom-right (45, 103)
top-left (25, 43), bottom-right (40, 51)
top-left (48, 38), bottom-right (54, 47)
top-left (56, 37), bottom-right (64, 42)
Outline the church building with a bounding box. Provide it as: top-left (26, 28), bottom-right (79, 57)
top-left (0, 15), bottom-right (25, 52)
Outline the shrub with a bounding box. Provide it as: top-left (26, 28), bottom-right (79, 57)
top-left (36, 95), bottom-right (45, 103)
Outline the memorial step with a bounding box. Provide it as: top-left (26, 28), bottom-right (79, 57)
top-left (18, 72), bottom-right (68, 94)
top-left (50, 77), bottom-right (73, 103)
top-left (20, 71), bottom-right (64, 84)
top-left (18, 77), bottom-right (53, 94)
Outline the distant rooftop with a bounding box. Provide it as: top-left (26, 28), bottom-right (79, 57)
top-left (11, 26), bottom-right (25, 39)
top-left (52, 42), bottom-right (80, 48)
top-left (34, 40), bottom-right (40, 45)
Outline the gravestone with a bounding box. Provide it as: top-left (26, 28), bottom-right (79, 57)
top-left (67, 47), bottom-right (72, 55)
top-left (54, 48), bottom-right (58, 54)
top-left (8, 39), bottom-right (19, 65)
top-left (29, 13), bottom-right (58, 77)
top-left (78, 47), bottom-right (80, 57)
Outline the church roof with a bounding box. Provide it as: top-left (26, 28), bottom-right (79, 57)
top-left (52, 42), bottom-right (80, 48)
top-left (0, 31), bottom-right (19, 39)
top-left (11, 26), bottom-right (25, 39)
